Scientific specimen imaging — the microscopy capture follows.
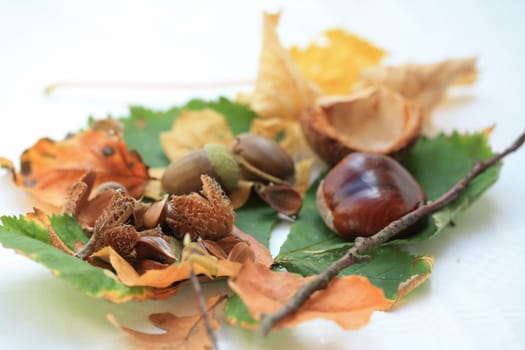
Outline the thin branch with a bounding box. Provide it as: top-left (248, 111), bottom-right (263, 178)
top-left (260, 129), bottom-right (525, 335)
top-left (189, 262), bottom-right (219, 350)
top-left (44, 79), bottom-right (254, 95)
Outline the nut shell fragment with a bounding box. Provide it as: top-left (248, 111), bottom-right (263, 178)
top-left (301, 87), bottom-right (422, 165)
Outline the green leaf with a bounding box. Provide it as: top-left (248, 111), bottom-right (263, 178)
top-left (278, 245), bottom-right (431, 300)
top-left (235, 196), bottom-right (278, 247)
top-left (48, 214), bottom-right (87, 250)
top-left (119, 97), bottom-right (257, 168)
top-left (119, 105), bottom-right (182, 167)
top-left (0, 215), bottom-right (157, 302)
top-left (224, 295), bottom-right (259, 329)
top-left (396, 131), bottom-right (500, 243)
top-left (275, 132), bottom-right (500, 296)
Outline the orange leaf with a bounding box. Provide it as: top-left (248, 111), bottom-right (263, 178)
top-left (232, 226), bottom-right (273, 267)
top-left (95, 246), bottom-right (241, 289)
top-left (228, 261), bottom-right (393, 330)
top-left (108, 295), bottom-right (224, 350)
top-left (4, 129), bottom-right (149, 208)
top-left (290, 28), bottom-right (386, 95)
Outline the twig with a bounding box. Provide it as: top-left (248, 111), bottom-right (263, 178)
top-left (189, 262), bottom-right (219, 350)
top-left (260, 129), bottom-right (525, 335)
top-left (44, 79), bottom-right (254, 95)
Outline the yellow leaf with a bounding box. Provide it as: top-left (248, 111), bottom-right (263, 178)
top-left (160, 109), bottom-right (234, 162)
top-left (228, 261), bottom-right (393, 331)
top-left (290, 29), bottom-right (386, 95)
top-left (250, 117), bottom-right (315, 162)
top-left (241, 12), bottom-right (320, 120)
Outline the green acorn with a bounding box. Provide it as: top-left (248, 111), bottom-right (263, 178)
top-left (161, 144), bottom-right (240, 195)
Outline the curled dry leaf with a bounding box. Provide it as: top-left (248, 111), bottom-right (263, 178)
top-left (160, 108), bottom-right (234, 162)
top-left (290, 28), bottom-right (386, 95)
top-left (240, 12), bottom-right (320, 120)
top-left (94, 246), bottom-right (240, 289)
top-left (1, 127), bottom-right (149, 208)
top-left (108, 295), bottom-right (225, 350)
top-left (357, 57), bottom-right (478, 133)
top-left (232, 226), bottom-right (273, 267)
top-left (228, 261), bottom-right (392, 330)
top-left (301, 86), bottom-right (423, 165)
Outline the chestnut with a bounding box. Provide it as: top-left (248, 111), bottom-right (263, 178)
top-left (316, 152), bottom-right (426, 240)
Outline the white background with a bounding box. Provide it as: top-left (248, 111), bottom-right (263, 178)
top-left (1, 1), bottom-right (524, 349)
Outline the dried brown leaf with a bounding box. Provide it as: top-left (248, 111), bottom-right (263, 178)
top-left (241, 12), bottom-right (320, 120)
top-left (228, 261), bottom-right (392, 330)
top-left (2, 128), bottom-right (149, 208)
top-left (357, 57), bottom-right (478, 133)
top-left (108, 295), bottom-right (224, 350)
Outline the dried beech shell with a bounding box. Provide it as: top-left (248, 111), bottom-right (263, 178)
top-left (255, 183), bottom-right (303, 218)
top-left (135, 235), bottom-right (176, 265)
top-left (227, 241), bottom-right (255, 264)
top-left (301, 87), bottom-right (422, 166)
top-left (200, 239), bottom-right (228, 259)
top-left (165, 175), bottom-right (235, 240)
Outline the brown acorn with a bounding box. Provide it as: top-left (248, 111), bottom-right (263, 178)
top-left (161, 144), bottom-right (240, 195)
top-left (232, 133), bottom-right (295, 184)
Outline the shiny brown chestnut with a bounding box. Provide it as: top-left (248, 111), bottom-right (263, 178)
top-left (316, 152), bottom-right (426, 240)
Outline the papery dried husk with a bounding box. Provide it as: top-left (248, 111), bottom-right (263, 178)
top-left (241, 12), bottom-right (320, 120)
top-left (301, 87), bottom-right (422, 166)
top-left (165, 175), bottom-right (235, 240)
top-left (356, 57), bottom-right (477, 134)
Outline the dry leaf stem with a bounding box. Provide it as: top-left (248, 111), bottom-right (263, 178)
top-left (189, 263), bottom-right (219, 350)
top-left (260, 129), bottom-right (525, 335)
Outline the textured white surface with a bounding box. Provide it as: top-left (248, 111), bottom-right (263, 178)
top-left (1, 1), bottom-right (524, 349)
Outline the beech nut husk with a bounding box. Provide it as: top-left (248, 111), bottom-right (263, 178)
top-left (301, 87), bottom-right (423, 166)
top-left (232, 133), bottom-right (295, 184)
top-left (161, 144), bottom-right (240, 195)
top-left (316, 152), bottom-right (427, 240)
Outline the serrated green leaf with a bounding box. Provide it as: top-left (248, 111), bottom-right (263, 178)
top-left (0, 214), bottom-right (50, 244)
top-left (48, 214), bottom-right (87, 250)
top-left (119, 105), bottom-right (181, 167)
top-left (277, 245), bottom-right (431, 300)
top-left (275, 132), bottom-right (500, 296)
top-left (234, 196), bottom-right (278, 247)
top-left (0, 215), bottom-right (158, 302)
top-left (396, 131), bottom-right (500, 243)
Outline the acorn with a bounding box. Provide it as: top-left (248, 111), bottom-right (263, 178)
top-left (232, 133), bottom-right (295, 184)
top-left (161, 144), bottom-right (240, 195)
top-left (316, 152), bottom-right (427, 240)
